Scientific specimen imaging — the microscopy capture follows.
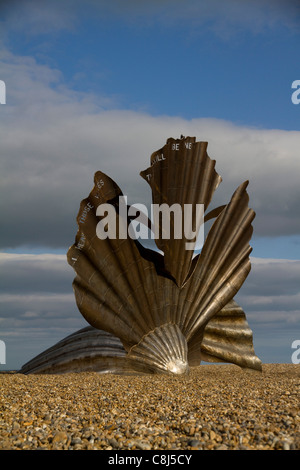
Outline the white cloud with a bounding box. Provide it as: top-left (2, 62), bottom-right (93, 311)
top-left (0, 252), bottom-right (299, 368)
top-left (248, 310), bottom-right (300, 325)
top-left (22, 311), bottom-right (39, 318)
top-left (0, 292), bottom-right (73, 303)
top-left (1, 49), bottom-right (300, 250)
top-left (251, 257), bottom-right (299, 264)
top-left (236, 258), bottom-right (300, 328)
top-left (0, 253), bottom-right (66, 262)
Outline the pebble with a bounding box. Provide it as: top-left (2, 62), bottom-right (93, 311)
top-left (0, 364), bottom-right (299, 450)
top-left (216, 444), bottom-right (228, 450)
top-left (188, 439), bottom-right (201, 448)
top-left (52, 431), bottom-right (68, 443)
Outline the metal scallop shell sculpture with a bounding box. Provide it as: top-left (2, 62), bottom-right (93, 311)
top-left (21, 136), bottom-right (262, 375)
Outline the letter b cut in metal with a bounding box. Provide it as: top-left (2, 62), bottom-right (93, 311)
top-left (21, 136), bottom-right (262, 375)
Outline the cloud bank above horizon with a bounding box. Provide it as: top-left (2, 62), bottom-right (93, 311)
top-left (0, 252), bottom-right (299, 369)
top-left (0, 49), bottom-right (300, 252)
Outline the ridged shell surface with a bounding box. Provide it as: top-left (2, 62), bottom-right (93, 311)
top-left (20, 300), bottom-right (261, 374)
top-left (128, 324), bottom-right (189, 374)
top-left (140, 137), bottom-right (222, 287)
top-left (20, 327), bottom-right (129, 375)
top-left (21, 136), bottom-right (262, 375)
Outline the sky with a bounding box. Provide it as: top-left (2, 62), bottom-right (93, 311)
top-left (0, 0), bottom-right (300, 370)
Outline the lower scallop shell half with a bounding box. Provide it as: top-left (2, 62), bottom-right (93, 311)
top-left (20, 300), bottom-right (261, 374)
top-left (127, 324), bottom-right (189, 374)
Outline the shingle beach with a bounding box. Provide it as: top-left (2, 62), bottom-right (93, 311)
top-left (0, 364), bottom-right (299, 450)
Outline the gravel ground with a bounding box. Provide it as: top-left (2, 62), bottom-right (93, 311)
top-left (0, 364), bottom-right (299, 450)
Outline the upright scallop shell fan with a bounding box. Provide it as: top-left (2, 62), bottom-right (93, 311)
top-left (140, 136), bottom-right (223, 287)
top-left (21, 136), bottom-right (262, 375)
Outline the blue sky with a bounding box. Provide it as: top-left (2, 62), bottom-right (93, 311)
top-left (0, 0), bottom-right (300, 369)
top-left (3, 0), bottom-right (300, 130)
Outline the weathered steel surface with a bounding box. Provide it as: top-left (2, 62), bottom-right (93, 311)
top-left (20, 327), bottom-right (151, 375)
top-left (21, 136), bottom-right (262, 375)
top-left (140, 137), bottom-right (222, 287)
top-left (21, 300), bottom-right (261, 374)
